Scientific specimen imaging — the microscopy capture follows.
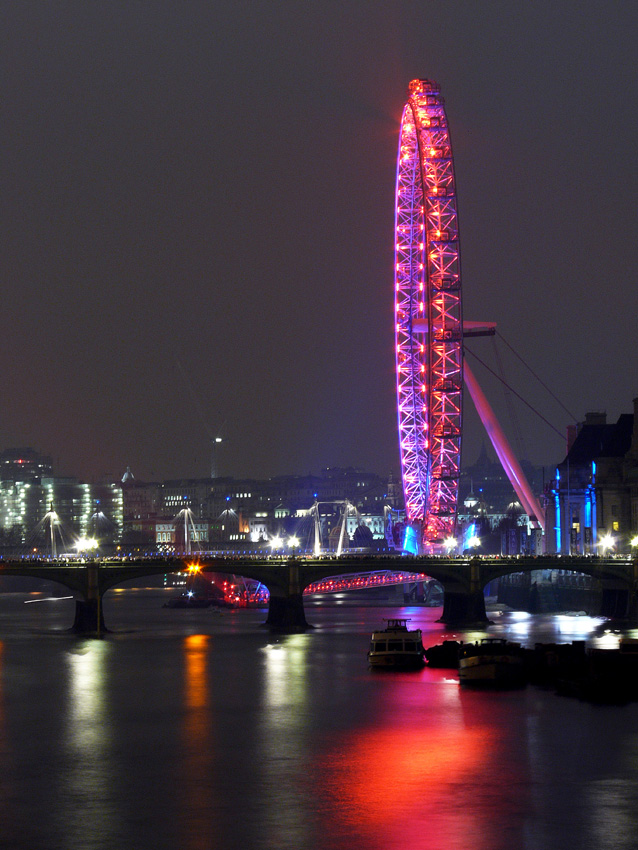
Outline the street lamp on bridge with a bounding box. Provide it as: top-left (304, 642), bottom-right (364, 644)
top-left (269, 536), bottom-right (284, 555)
top-left (443, 536), bottom-right (457, 554)
top-left (599, 533), bottom-right (615, 554)
top-left (288, 536), bottom-right (300, 558)
top-left (75, 537), bottom-right (98, 555)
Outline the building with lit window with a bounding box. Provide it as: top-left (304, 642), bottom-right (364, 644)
top-left (121, 467), bottom-right (396, 549)
top-left (0, 447), bottom-right (52, 480)
top-left (0, 448), bottom-right (123, 552)
top-left (546, 401), bottom-right (638, 554)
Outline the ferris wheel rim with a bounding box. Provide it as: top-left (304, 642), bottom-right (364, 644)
top-left (394, 79), bottom-right (463, 552)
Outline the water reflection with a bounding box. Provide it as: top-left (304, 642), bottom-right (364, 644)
top-left (554, 615), bottom-right (606, 641)
top-left (502, 611), bottom-right (533, 639)
top-left (489, 611), bottom-right (610, 647)
top-left (67, 644), bottom-right (107, 748)
top-left (316, 676), bottom-right (511, 850)
top-left (263, 636), bottom-right (309, 709)
top-left (0, 641), bottom-right (5, 751)
top-left (180, 634), bottom-right (213, 850)
top-left (524, 695), bottom-right (638, 850)
top-left (0, 640), bottom-right (15, 845)
top-left (62, 640), bottom-right (121, 846)
top-left (184, 634), bottom-right (209, 712)
top-left (588, 779), bottom-right (635, 849)
top-left (2, 597), bottom-right (638, 850)
top-left (258, 636), bottom-right (313, 847)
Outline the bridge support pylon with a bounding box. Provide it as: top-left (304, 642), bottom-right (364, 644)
top-left (72, 598), bottom-right (107, 635)
top-left (71, 565), bottom-right (107, 636)
top-left (265, 593), bottom-right (309, 632)
top-left (437, 560), bottom-right (490, 627)
top-left (264, 560), bottom-right (311, 632)
top-left (599, 584), bottom-right (638, 621)
top-left (438, 589), bottom-right (490, 627)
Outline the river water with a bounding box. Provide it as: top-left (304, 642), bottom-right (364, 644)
top-left (1, 589), bottom-right (638, 850)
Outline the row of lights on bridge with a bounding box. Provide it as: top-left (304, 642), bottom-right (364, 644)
top-left (268, 536), bottom-right (300, 551)
top-left (598, 533), bottom-right (638, 553)
top-left (443, 535), bottom-right (481, 552)
top-left (31, 531), bottom-right (638, 559)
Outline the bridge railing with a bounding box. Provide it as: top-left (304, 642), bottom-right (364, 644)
top-left (304, 570), bottom-right (430, 594)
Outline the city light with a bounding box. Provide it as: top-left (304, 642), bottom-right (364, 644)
top-left (598, 533), bottom-right (615, 553)
top-left (467, 535), bottom-right (481, 549)
top-left (75, 537), bottom-right (98, 552)
top-left (288, 536), bottom-right (300, 549)
top-left (631, 535), bottom-right (638, 548)
top-left (269, 536), bottom-right (283, 549)
top-left (443, 536), bottom-right (457, 552)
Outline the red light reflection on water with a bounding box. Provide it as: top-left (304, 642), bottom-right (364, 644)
top-left (316, 681), bottom-right (513, 850)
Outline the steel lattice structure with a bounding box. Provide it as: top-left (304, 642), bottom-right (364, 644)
top-left (394, 79), bottom-right (463, 552)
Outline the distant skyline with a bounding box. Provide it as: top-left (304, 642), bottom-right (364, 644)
top-left (2, 2), bottom-right (637, 482)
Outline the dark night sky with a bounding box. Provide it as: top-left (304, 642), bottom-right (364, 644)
top-left (1, 1), bottom-right (637, 483)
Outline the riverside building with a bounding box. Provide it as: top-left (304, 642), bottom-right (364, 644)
top-left (546, 399), bottom-right (638, 554)
top-left (122, 467), bottom-right (396, 550)
top-left (0, 448), bottom-right (123, 552)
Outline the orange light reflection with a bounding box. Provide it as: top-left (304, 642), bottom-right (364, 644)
top-left (180, 634), bottom-right (212, 850)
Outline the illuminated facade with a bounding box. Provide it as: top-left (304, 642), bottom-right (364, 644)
top-left (546, 402), bottom-right (638, 554)
top-left (0, 449), bottom-right (123, 550)
top-left (122, 468), bottom-right (394, 548)
top-left (394, 79), bottom-right (463, 551)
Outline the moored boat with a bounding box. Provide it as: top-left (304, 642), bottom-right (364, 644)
top-left (163, 592), bottom-right (215, 609)
top-left (424, 639), bottom-right (464, 668)
top-left (367, 618), bottom-right (425, 669)
top-left (459, 638), bottom-right (525, 687)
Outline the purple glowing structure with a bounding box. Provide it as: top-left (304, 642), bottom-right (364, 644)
top-left (394, 79), bottom-right (463, 552)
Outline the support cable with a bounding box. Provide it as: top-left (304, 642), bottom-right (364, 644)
top-left (491, 335), bottom-right (527, 462)
top-left (496, 332), bottom-right (577, 423)
top-left (464, 346), bottom-right (565, 441)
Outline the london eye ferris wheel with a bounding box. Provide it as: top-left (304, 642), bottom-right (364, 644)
top-left (394, 79), bottom-right (463, 553)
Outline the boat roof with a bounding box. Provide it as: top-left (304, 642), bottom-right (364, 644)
top-left (371, 618), bottom-right (422, 635)
top-left (384, 618), bottom-right (411, 629)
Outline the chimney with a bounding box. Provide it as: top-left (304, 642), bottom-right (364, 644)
top-left (584, 411), bottom-right (607, 426)
top-left (566, 424), bottom-right (578, 453)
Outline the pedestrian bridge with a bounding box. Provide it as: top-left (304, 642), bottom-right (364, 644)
top-left (1, 553), bottom-right (636, 633)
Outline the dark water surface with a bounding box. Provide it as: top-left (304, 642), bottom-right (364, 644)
top-left (1, 589), bottom-right (638, 850)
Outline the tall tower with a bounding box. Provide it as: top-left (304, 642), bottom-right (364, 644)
top-left (211, 436), bottom-right (223, 479)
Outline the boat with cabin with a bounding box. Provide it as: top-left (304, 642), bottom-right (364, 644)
top-left (367, 618), bottom-right (426, 669)
top-left (458, 638), bottom-right (525, 686)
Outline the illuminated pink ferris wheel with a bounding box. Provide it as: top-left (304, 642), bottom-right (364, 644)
top-left (394, 79), bottom-right (463, 552)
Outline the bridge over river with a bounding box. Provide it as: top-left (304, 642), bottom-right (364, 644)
top-left (1, 554), bottom-right (637, 634)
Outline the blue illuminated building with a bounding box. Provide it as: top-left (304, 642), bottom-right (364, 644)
top-left (547, 402), bottom-right (638, 554)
